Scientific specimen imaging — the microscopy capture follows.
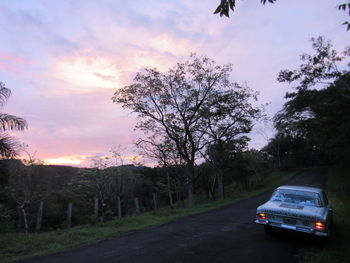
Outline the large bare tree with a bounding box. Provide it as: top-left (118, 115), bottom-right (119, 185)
top-left (113, 54), bottom-right (261, 207)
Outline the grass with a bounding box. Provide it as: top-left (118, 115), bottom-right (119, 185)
top-left (0, 170), bottom-right (294, 263)
top-left (304, 168), bottom-right (350, 263)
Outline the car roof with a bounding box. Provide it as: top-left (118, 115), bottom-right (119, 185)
top-left (276, 185), bottom-right (323, 194)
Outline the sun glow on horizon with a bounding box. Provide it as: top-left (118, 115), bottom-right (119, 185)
top-left (44, 154), bottom-right (145, 167)
top-left (45, 155), bottom-right (89, 166)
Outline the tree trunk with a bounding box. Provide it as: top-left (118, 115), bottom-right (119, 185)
top-left (217, 169), bottom-right (225, 200)
top-left (94, 198), bottom-right (99, 223)
top-left (134, 197), bottom-right (140, 214)
top-left (21, 207), bottom-right (28, 233)
top-left (35, 201), bottom-right (44, 233)
top-left (100, 198), bottom-right (106, 223)
top-left (174, 178), bottom-right (184, 208)
top-left (117, 196), bottom-right (122, 218)
top-left (67, 202), bottom-right (73, 228)
top-left (152, 192), bottom-right (157, 210)
top-left (209, 185), bottom-right (216, 201)
top-left (187, 166), bottom-right (195, 208)
top-left (166, 173), bottom-right (173, 207)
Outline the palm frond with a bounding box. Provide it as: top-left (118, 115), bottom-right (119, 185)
top-left (0, 135), bottom-right (21, 159)
top-left (0, 114), bottom-right (28, 132)
top-left (0, 82), bottom-right (11, 108)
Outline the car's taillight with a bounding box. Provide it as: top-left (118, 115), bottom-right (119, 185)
top-left (315, 221), bottom-right (325, 231)
top-left (258, 213), bottom-right (267, 220)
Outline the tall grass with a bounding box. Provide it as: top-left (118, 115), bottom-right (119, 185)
top-left (0, 170), bottom-right (294, 263)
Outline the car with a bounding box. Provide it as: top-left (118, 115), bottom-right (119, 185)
top-left (255, 185), bottom-right (333, 237)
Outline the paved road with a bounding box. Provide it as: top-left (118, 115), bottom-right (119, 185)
top-left (18, 167), bottom-right (328, 263)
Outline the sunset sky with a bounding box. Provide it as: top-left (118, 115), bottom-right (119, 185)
top-left (0, 0), bottom-right (348, 167)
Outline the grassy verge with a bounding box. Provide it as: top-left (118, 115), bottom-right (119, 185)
top-left (305, 168), bottom-right (350, 263)
top-left (0, 170), bottom-right (294, 263)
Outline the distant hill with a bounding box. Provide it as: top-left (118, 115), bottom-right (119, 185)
top-left (0, 160), bottom-right (146, 185)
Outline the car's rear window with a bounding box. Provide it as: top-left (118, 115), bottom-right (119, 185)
top-left (270, 189), bottom-right (322, 207)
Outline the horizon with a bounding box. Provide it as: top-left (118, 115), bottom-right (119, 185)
top-left (1, 0), bottom-right (348, 167)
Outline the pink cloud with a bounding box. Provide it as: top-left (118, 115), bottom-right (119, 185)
top-left (2, 0), bottom-right (348, 167)
top-left (0, 52), bottom-right (36, 73)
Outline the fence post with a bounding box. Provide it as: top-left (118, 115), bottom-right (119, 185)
top-left (167, 174), bottom-right (173, 207)
top-left (152, 192), bottom-right (157, 210)
top-left (117, 196), bottom-right (122, 218)
top-left (134, 197), bottom-right (140, 214)
top-left (35, 201), bottom-right (44, 233)
top-left (67, 202), bottom-right (73, 228)
top-left (94, 198), bottom-right (99, 222)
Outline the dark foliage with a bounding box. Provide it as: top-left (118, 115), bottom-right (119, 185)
top-left (214, 1), bottom-right (350, 30)
top-left (0, 82), bottom-right (27, 159)
top-left (266, 37), bottom-right (350, 168)
top-left (214, 0), bottom-right (276, 17)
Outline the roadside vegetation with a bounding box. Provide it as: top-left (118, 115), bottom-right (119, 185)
top-left (305, 168), bottom-right (350, 263)
top-left (0, 36), bottom-right (349, 263)
top-left (0, 170), bottom-right (294, 263)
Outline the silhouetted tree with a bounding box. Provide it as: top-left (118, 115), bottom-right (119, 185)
top-left (4, 151), bottom-right (51, 233)
top-left (77, 158), bottom-right (115, 222)
top-left (113, 54), bottom-right (260, 207)
top-left (269, 37), bottom-right (350, 167)
top-left (0, 82), bottom-right (27, 159)
top-left (199, 82), bottom-right (262, 199)
top-left (136, 135), bottom-right (183, 207)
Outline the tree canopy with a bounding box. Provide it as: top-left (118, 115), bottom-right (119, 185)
top-left (264, 37), bottom-right (350, 167)
top-left (113, 54), bottom-right (261, 206)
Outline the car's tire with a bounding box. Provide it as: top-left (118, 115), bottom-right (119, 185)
top-left (264, 225), bottom-right (274, 235)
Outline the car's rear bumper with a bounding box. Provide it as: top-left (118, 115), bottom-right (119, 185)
top-left (255, 219), bottom-right (328, 237)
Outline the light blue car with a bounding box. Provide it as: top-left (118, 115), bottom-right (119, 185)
top-left (255, 185), bottom-right (333, 237)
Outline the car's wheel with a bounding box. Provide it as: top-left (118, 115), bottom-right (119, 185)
top-left (264, 225), bottom-right (274, 235)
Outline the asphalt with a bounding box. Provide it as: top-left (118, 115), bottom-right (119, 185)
top-left (16, 167), bottom-right (329, 263)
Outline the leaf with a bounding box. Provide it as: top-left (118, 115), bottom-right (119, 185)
top-left (228, 0), bottom-right (236, 10)
top-left (213, 6), bottom-right (221, 14)
top-left (337, 3), bottom-right (349, 11)
top-left (261, 0), bottom-right (276, 4)
top-left (342, 21), bottom-right (350, 31)
top-left (214, 0), bottom-right (235, 17)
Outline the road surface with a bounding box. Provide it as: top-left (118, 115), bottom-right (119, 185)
top-left (17, 167), bottom-right (328, 263)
